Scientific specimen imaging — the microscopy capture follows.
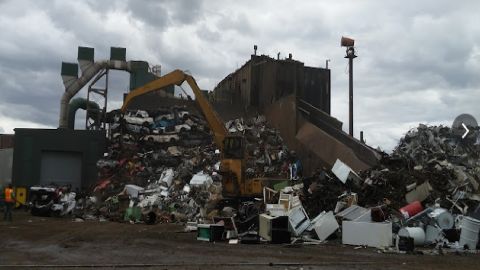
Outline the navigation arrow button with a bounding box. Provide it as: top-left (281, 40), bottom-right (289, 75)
top-left (462, 123), bottom-right (470, 139)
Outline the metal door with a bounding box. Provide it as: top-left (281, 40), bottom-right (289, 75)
top-left (40, 151), bottom-right (82, 188)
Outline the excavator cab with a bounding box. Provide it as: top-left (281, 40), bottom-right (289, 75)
top-left (220, 135), bottom-right (246, 197)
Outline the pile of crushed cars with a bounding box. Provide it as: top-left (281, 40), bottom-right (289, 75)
top-left (75, 106), bottom-right (220, 224)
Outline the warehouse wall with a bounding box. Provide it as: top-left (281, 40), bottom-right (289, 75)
top-left (12, 129), bottom-right (106, 189)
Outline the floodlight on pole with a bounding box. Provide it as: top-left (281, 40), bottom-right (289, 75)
top-left (341, 36), bottom-right (357, 137)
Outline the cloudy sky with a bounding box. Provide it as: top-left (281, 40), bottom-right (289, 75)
top-left (1, 0), bottom-right (479, 151)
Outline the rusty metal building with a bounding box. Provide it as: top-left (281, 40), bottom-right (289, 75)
top-left (213, 53), bottom-right (379, 173)
top-left (213, 54), bottom-right (331, 114)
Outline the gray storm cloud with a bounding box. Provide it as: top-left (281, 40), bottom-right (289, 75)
top-left (0, 0), bottom-right (479, 151)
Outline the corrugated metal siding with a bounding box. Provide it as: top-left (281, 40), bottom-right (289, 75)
top-left (214, 55), bottom-right (329, 114)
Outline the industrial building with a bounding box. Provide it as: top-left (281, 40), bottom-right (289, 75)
top-left (212, 52), bottom-right (379, 174)
top-left (12, 129), bottom-right (105, 189)
top-left (214, 54), bottom-right (331, 114)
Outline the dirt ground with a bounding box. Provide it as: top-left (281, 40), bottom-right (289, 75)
top-left (0, 210), bottom-right (478, 270)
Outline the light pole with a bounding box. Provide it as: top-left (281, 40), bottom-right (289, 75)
top-left (341, 37), bottom-right (357, 137)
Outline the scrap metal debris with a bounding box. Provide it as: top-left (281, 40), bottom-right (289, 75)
top-left (68, 108), bottom-right (295, 229)
top-left (360, 124), bottom-right (480, 211)
top-left (28, 118), bottom-right (480, 252)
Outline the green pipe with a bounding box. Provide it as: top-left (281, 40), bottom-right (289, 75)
top-left (67, 97), bottom-right (101, 129)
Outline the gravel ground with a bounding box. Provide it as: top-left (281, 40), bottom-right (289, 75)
top-left (0, 210), bottom-right (478, 270)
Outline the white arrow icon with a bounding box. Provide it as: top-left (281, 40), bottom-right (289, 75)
top-left (462, 123), bottom-right (469, 139)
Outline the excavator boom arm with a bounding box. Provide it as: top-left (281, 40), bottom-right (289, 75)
top-left (121, 69), bottom-right (228, 150)
top-left (121, 70), bottom-right (186, 112)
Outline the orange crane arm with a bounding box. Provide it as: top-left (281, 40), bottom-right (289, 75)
top-left (121, 69), bottom-right (228, 150)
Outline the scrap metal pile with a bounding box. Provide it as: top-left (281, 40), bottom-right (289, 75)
top-left (251, 125), bottom-right (480, 252)
top-left (72, 109), bottom-right (295, 226)
top-left (226, 116), bottom-right (291, 179)
top-left (29, 113), bottom-right (480, 252)
top-left (190, 124), bottom-right (480, 252)
top-left (299, 124), bottom-right (480, 215)
top-left (76, 106), bottom-right (223, 224)
top-left (361, 124), bottom-right (480, 210)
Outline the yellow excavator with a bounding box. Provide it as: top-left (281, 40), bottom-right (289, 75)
top-left (121, 69), bottom-right (283, 199)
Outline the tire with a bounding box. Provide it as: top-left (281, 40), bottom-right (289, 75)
top-left (170, 138), bottom-right (176, 143)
